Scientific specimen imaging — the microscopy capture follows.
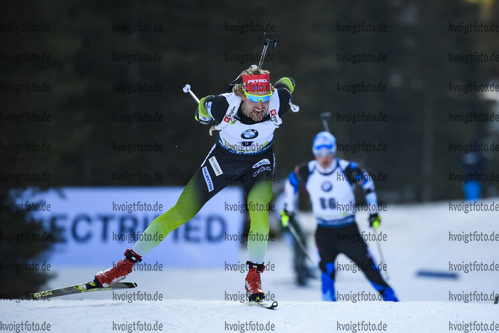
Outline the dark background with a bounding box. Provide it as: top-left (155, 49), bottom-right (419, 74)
top-left (3, 0), bottom-right (499, 201)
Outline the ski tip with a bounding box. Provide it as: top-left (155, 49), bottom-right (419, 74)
top-left (264, 301), bottom-right (278, 309)
top-left (248, 300), bottom-right (278, 309)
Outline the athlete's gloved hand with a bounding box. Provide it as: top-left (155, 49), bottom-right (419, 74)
top-left (368, 213), bottom-right (381, 230)
top-left (280, 209), bottom-right (295, 228)
top-left (194, 95), bottom-right (214, 125)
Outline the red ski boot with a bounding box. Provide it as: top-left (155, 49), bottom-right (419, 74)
top-left (245, 261), bottom-right (265, 301)
top-left (94, 249), bottom-right (142, 287)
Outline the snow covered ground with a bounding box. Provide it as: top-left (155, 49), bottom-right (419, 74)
top-left (2, 199), bottom-right (498, 332)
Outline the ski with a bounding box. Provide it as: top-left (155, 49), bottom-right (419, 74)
top-left (248, 300), bottom-right (278, 310)
top-left (30, 281), bottom-right (138, 300)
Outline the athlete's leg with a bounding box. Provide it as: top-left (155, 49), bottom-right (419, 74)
top-left (132, 167), bottom-right (218, 255)
top-left (95, 147), bottom-right (232, 286)
top-left (244, 177), bottom-right (273, 264)
top-left (241, 156), bottom-right (274, 300)
top-left (339, 223), bottom-right (398, 302)
top-left (315, 226), bottom-right (339, 301)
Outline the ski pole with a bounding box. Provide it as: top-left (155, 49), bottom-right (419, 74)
top-left (320, 112), bottom-right (331, 133)
top-left (227, 33), bottom-right (277, 92)
top-left (258, 32), bottom-right (277, 69)
top-left (287, 222), bottom-right (314, 264)
top-left (374, 228), bottom-right (389, 281)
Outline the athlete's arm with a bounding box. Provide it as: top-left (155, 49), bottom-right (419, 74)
top-left (275, 77), bottom-right (295, 117)
top-left (344, 162), bottom-right (377, 207)
top-left (195, 95), bottom-right (229, 124)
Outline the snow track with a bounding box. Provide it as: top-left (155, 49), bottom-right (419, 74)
top-left (2, 199), bottom-right (498, 332)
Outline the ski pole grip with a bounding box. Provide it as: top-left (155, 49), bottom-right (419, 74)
top-left (183, 84), bottom-right (200, 104)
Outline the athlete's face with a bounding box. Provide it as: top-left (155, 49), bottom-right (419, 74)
top-left (315, 154), bottom-right (334, 168)
top-left (242, 91), bottom-right (270, 122)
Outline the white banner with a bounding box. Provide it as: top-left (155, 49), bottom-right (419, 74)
top-left (16, 187), bottom-right (245, 267)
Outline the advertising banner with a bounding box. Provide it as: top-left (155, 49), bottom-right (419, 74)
top-left (14, 187), bottom-right (245, 267)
